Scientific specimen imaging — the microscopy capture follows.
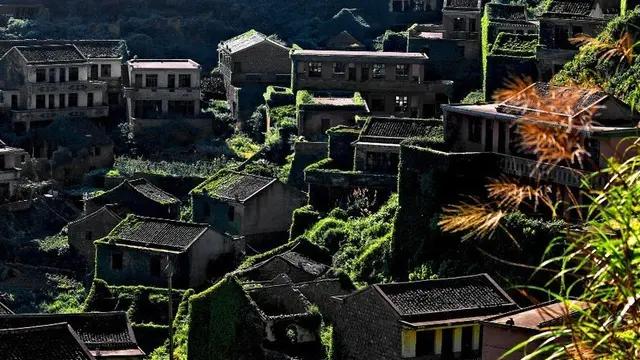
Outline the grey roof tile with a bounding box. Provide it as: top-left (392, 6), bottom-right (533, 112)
top-left (0, 323), bottom-right (96, 360)
top-left (358, 117), bottom-right (443, 144)
top-left (108, 215), bottom-right (209, 252)
top-left (15, 44), bottom-right (86, 64)
top-left (195, 170), bottom-right (277, 203)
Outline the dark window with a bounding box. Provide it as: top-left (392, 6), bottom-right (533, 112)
top-left (111, 253), bottom-right (122, 270)
top-left (94, 147), bottom-right (101, 156)
top-left (36, 69), bottom-right (46, 82)
top-left (101, 64), bottom-right (111, 77)
top-left (392, 0), bottom-right (403, 12)
top-left (108, 92), bottom-right (120, 105)
top-left (485, 119), bottom-right (494, 152)
top-left (348, 67), bottom-right (356, 81)
top-left (415, 330), bottom-right (435, 356)
top-left (68, 93), bottom-right (78, 107)
top-left (35, 95), bottom-right (46, 109)
top-left (10, 95), bottom-right (18, 110)
top-left (554, 26), bottom-right (570, 47)
top-left (146, 74), bottom-right (158, 87)
top-left (396, 64), bottom-right (409, 78)
top-left (469, 18), bottom-right (477, 32)
top-left (168, 74), bottom-right (176, 89)
top-left (59, 68), bottom-right (66, 82)
top-left (333, 62), bottom-right (346, 74)
top-left (87, 93), bottom-right (94, 107)
top-left (468, 117), bottom-right (482, 143)
top-left (321, 118), bottom-right (331, 134)
top-left (134, 74), bottom-right (143, 88)
top-left (150, 257), bottom-right (162, 277)
top-left (49, 68), bottom-right (56, 83)
top-left (461, 326), bottom-right (474, 355)
top-left (227, 205), bottom-right (235, 221)
top-left (0, 156), bottom-right (5, 169)
top-left (59, 94), bottom-right (66, 108)
top-left (572, 26), bottom-right (583, 36)
top-left (453, 17), bottom-right (466, 31)
top-left (84, 231), bottom-right (92, 241)
top-left (371, 96), bottom-right (385, 112)
top-left (457, 45), bottom-right (466, 57)
top-left (20, 155), bottom-right (26, 163)
top-left (48, 94), bottom-right (55, 109)
top-left (179, 74), bottom-right (191, 87)
top-left (360, 64), bottom-right (369, 81)
top-left (394, 95), bottom-right (408, 112)
top-left (69, 67), bottom-right (79, 81)
top-left (442, 328), bottom-right (454, 355)
top-left (233, 62), bottom-right (242, 73)
top-left (309, 62), bottom-right (322, 77)
top-left (373, 64), bottom-right (385, 79)
top-left (90, 64), bottom-right (99, 79)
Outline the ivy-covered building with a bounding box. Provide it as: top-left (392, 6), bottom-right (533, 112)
top-left (0, 140), bottom-right (28, 203)
top-left (84, 178), bottom-right (180, 219)
top-left (333, 274), bottom-right (517, 360)
top-left (296, 90), bottom-right (370, 139)
top-left (484, 33), bottom-right (539, 98)
top-left (191, 170), bottom-right (307, 247)
top-left (321, 30), bottom-right (366, 51)
top-left (218, 30), bottom-right (291, 122)
top-left (0, 311), bottom-right (145, 359)
top-left (536, 0), bottom-right (620, 81)
top-left (95, 215), bottom-right (244, 288)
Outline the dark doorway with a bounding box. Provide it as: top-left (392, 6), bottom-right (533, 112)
top-left (348, 67), bottom-right (356, 81)
top-left (484, 120), bottom-right (494, 152)
top-left (498, 121), bottom-right (506, 153)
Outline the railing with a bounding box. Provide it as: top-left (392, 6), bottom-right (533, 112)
top-left (11, 106), bottom-right (109, 121)
top-left (123, 87), bottom-right (200, 100)
top-left (443, 31), bottom-right (479, 40)
top-left (27, 80), bottom-right (107, 94)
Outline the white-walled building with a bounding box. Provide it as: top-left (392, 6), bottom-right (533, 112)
top-left (0, 140), bottom-right (28, 203)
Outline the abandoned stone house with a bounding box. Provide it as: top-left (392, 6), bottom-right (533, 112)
top-left (0, 44), bottom-right (110, 134)
top-left (0, 323), bottom-right (96, 360)
top-left (322, 31), bottom-right (366, 51)
top-left (386, 0), bottom-right (443, 29)
top-left (67, 204), bottom-right (123, 269)
top-left (0, 311), bottom-right (145, 359)
top-left (297, 91), bottom-right (370, 139)
top-left (354, 117), bottom-right (443, 174)
top-left (291, 49), bottom-right (453, 118)
top-left (441, 82), bottom-right (640, 200)
top-left (0, 140), bottom-right (28, 203)
top-left (191, 170), bottom-right (307, 246)
top-left (95, 215), bottom-right (244, 288)
top-left (84, 178), bottom-right (181, 219)
top-left (484, 3), bottom-right (538, 45)
top-left (536, 0), bottom-right (620, 81)
top-left (333, 273), bottom-right (518, 360)
top-left (123, 59), bottom-right (203, 133)
top-left (218, 30), bottom-right (291, 121)
top-left (481, 301), bottom-right (590, 360)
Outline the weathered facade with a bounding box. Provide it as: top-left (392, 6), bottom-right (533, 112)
top-left (334, 274), bottom-right (518, 360)
top-left (191, 170), bottom-right (307, 244)
top-left (84, 178), bottom-right (181, 219)
top-left (0, 141), bottom-right (28, 202)
top-left (297, 91), bottom-right (370, 139)
top-left (123, 59), bottom-right (203, 132)
top-left (95, 215), bottom-right (244, 288)
top-left (218, 30), bottom-right (291, 121)
top-left (291, 50), bottom-right (452, 118)
top-left (67, 205), bottom-right (123, 269)
top-left (322, 31), bottom-right (366, 51)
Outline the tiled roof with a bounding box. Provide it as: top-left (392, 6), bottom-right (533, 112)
top-left (542, 0), bottom-right (617, 19)
top-left (0, 312), bottom-right (139, 352)
top-left (497, 82), bottom-right (609, 117)
top-left (194, 170), bottom-right (277, 203)
top-left (292, 49), bottom-right (428, 63)
top-left (220, 30), bottom-right (289, 54)
top-left (0, 323), bottom-right (96, 360)
top-left (107, 215), bottom-right (209, 252)
top-left (279, 251), bottom-right (330, 277)
top-left (486, 300), bottom-right (590, 330)
top-left (128, 178), bottom-right (180, 205)
top-left (374, 274), bottom-right (516, 319)
top-left (0, 39), bottom-right (125, 59)
top-left (68, 205), bottom-right (122, 227)
top-left (15, 44), bottom-right (86, 64)
top-left (324, 30), bottom-right (365, 50)
top-left (358, 117), bottom-right (443, 145)
top-left (486, 3), bottom-right (529, 22)
top-left (444, 0), bottom-right (481, 10)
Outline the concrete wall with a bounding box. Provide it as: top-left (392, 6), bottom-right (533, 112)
top-left (482, 324), bottom-right (540, 360)
top-left (299, 109), bottom-right (360, 137)
top-left (188, 228), bottom-right (235, 288)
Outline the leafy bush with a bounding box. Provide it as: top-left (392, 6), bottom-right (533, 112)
top-left (114, 156), bottom-right (233, 178)
top-left (461, 90), bottom-right (485, 104)
top-left (225, 134), bottom-right (261, 159)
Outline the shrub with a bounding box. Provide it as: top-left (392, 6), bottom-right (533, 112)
top-left (226, 134), bottom-right (261, 159)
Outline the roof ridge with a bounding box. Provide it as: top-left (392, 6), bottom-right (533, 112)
top-left (68, 205), bottom-right (121, 226)
top-left (0, 322), bottom-right (70, 334)
top-left (225, 169), bottom-right (277, 181)
top-left (375, 273), bottom-right (492, 287)
top-left (126, 214), bottom-right (210, 227)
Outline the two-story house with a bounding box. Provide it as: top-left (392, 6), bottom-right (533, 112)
top-left (123, 59), bottom-right (203, 132)
top-left (334, 273), bottom-right (518, 360)
top-left (218, 30), bottom-right (291, 121)
top-left (442, 0), bottom-right (482, 57)
top-left (536, 0), bottom-right (619, 80)
top-left (291, 49), bottom-right (452, 118)
top-left (0, 44), bottom-right (109, 134)
top-left (0, 140), bottom-right (28, 203)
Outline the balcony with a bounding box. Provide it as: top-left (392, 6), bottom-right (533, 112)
top-left (27, 80), bottom-right (107, 94)
top-left (11, 106), bottom-right (109, 122)
top-left (443, 31), bottom-right (479, 40)
top-left (123, 87), bottom-right (200, 101)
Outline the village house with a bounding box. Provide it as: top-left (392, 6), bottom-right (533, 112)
top-left (123, 59), bottom-right (203, 132)
top-left (483, 3), bottom-right (538, 45)
top-left (218, 30), bottom-right (291, 121)
top-left (191, 170), bottom-right (307, 247)
top-left (536, 0), bottom-right (619, 80)
top-left (386, 0), bottom-right (443, 29)
top-left (353, 117), bottom-right (443, 174)
top-left (95, 215), bottom-right (244, 288)
top-left (0, 323), bottom-right (96, 360)
top-left (84, 178), bottom-right (181, 219)
top-left (333, 273), bottom-right (518, 360)
top-left (0, 140), bottom-right (28, 203)
top-left (291, 49), bottom-right (453, 118)
top-left (67, 204), bottom-right (123, 269)
top-left (296, 90), bottom-right (370, 139)
top-left (482, 301), bottom-right (590, 359)
top-left (322, 31), bottom-right (366, 51)
top-left (0, 44), bottom-right (110, 134)
top-left (0, 311), bottom-right (145, 359)
top-left (441, 82), bottom-right (640, 198)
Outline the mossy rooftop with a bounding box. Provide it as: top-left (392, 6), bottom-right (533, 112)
top-left (190, 169), bottom-right (277, 202)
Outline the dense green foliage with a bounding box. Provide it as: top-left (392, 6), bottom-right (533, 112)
top-left (489, 33), bottom-right (538, 56)
top-left (461, 90), bottom-right (485, 104)
top-left (289, 205), bottom-right (321, 241)
top-left (114, 156), bottom-right (233, 178)
top-left (225, 134), bottom-right (261, 159)
top-left (149, 289), bottom-right (195, 360)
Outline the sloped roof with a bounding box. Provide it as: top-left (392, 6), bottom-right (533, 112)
top-left (357, 117), bottom-right (443, 145)
top-left (324, 30), bottom-right (365, 50)
top-left (89, 178), bottom-right (180, 208)
top-left (486, 3), bottom-right (529, 22)
top-left (543, 0), bottom-right (617, 19)
top-left (192, 170), bottom-right (277, 203)
top-left (0, 312), bottom-right (141, 354)
top-left (68, 205), bottom-right (122, 227)
top-left (220, 30), bottom-right (289, 54)
top-left (373, 274), bottom-right (516, 322)
top-left (15, 44), bottom-right (86, 64)
top-left (0, 39), bottom-right (126, 59)
top-left (105, 215), bottom-right (210, 252)
top-left (0, 302), bottom-right (13, 315)
top-left (278, 251), bottom-right (330, 277)
top-left (0, 323), bottom-right (96, 360)
top-left (486, 300), bottom-right (590, 331)
top-left (444, 0), bottom-right (482, 11)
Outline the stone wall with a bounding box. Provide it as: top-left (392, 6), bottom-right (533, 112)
top-left (296, 279), bottom-right (354, 324)
top-left (67, 208), bottom-right (121, 269)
